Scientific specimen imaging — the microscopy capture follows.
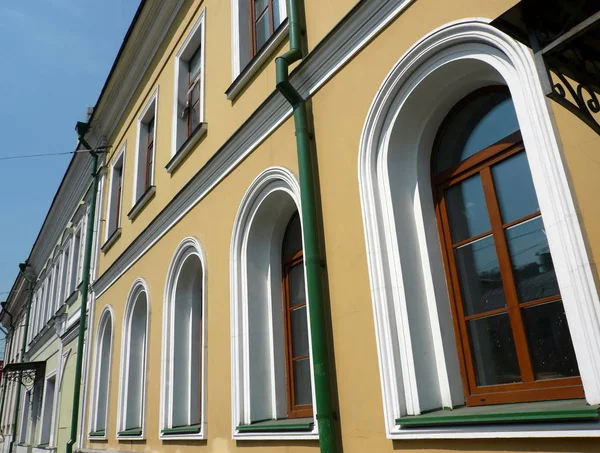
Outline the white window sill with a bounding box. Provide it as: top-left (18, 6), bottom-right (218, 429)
top-left (127, 185), bottom-right (156, 221)
top-left (226, 20), bottom-right (289, 100)
top-left (166, 123), bottom-right (207, 174)
top-left (232, 420), bottom-right (318, 441)
top-left (101, 228), bottom-right (121, 253)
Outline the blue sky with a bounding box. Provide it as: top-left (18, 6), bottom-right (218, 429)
top-left (0, 1), bottom-right (140, 324)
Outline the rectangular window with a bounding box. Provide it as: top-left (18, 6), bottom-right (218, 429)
top-left (107, 148), bottom-right (125, 238)
top-left (19, 390), bottom-right (30, 443)
top-left (169, 10), bottom-right (206, 170)
top-left (134, 93), bottom-right (157, 203)
top-left (70, 231), bottom-right (81, 293)
top-left (40, 375), bottom-right (56, 445)
top-left (60, 246), bottom-right (70, 302)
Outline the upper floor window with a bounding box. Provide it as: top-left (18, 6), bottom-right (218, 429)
top-left (117, 281), bottom-right (149, 438)
top-left (228, 1), bottom-right (287, 99)
top-left (169, 10), bottom-right (206, 172)
top-left (133, 90), bottom-right (158, 208)
top-left (105, 145), bottom-right (125, 245)
top-left (432, 87), bottom-right (581, 405)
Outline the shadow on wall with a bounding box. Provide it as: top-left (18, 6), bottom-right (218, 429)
top-left (392, 438), bottom-right (599, 452)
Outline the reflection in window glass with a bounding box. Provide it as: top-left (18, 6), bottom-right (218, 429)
top-left (445, 174), bottom-right (490, 243)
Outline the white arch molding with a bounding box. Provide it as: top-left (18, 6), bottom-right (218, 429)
top-left (87, 305), bottom-right (114, 440)
top-left (358, 19), bottom-right (600, 439)
top-left (116, 278), bottom-right (150, 439)
top-left (159, 237), bottom-right (207, 439)
top-left (230, 167), bottom-right (318, 440)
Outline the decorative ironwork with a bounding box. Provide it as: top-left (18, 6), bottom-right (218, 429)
top-left (2, 362), bottom-right (45, 390)
top-left (492, 0), bottom-right (600, 136)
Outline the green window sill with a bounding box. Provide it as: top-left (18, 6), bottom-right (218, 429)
top-left (396, 399), bottom-right (600, 427)
top-left (88, 430), bottom-right (106, 437)
top-left (161, 424), bottom-right (202, 435)
top-left (117, 427), bottom-right (142, 437)
top-left (237, 417), bottom-right (314, 433)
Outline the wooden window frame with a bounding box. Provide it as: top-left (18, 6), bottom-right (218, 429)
top-left (145, 118), bottom-right (154, 192)
top-left (249, 0), bottom-right (276, 58)
top-left (432, 89), bottom-right (583, 407)
top-left (281, 215), bottom-right (313, 419)
top-left (186, 47), bottom-right (202, 138)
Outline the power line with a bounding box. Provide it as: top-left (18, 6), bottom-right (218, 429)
top-left (0, 151), bottom-right (74, 161)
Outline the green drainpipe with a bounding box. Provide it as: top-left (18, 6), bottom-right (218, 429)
top-left (276, 1), bottom-right (338, 452)
top-left (10, 269), bottom-right (34, 453)
top-left (0, 328), bottom-right (14, 432)
top-left (66, 124), bottom-right (102, 453)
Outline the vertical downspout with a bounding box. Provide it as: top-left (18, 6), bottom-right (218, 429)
top-left (0, 329), bottom-right (14, 431)
top-left (66, 127), bottom-right (101, 453)
top-left (276, 2), bottom-right (338, 452)
top-left (9, 275), bottom-right (34, 453)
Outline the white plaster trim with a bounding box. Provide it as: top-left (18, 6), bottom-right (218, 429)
top-left (230, 167), bottom-right (318, 440)
top-left (116, 278), bottom-right (150, 440)
top-left (86, 306), bottom-right (114, 441)
top-left (171, 8), bottom-right (206, 159)
top-left (105, 143), bottom-right (126, 243)
top-left (159, 237), bottom-right (207, 440)
top-left (358, 18), bottom-right (600, 439)
top-left (133, 87), bottom-right (159, 208)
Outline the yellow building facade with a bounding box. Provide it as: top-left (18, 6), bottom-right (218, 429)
top-left (78, 1), bottom-right (600, 453)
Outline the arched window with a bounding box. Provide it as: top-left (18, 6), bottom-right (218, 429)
top-left (161, 238), bottom-right (205, 438)
top-left (117, 280), bottom-right (149, 437)
top-left (89, 308), bottom-right (113, 437)
top-left (281, 214), bottom-right (313, 418)
top-left (231, 167), bottom-right (317, 439)
top-left (432, 86), bottom-right (581, 405)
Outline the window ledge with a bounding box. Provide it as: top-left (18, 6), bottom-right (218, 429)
top-left (226, 19), bottom-right (289, 100)
top-left (87, 430), bottom-right (106, 440)
top-left (127, 186), bottom-right (156, 221)
top-left (237, 417), bottom-right (314, 433)
top-left (160, 424), bottom-right (202, 436)
top-left (101, 228), bottom-right (121, 253)
top-left (166, 123), bottom-right (207, 174)
top-left (117, 427), bottom-right (143, 438)
top-left (395, 399), bottom-right (599, 427)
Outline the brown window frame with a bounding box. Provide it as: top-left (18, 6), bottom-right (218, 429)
top-left (281, 214), bottom-right (313, 419)
top-left (249, 0), bottom-right (276, 58)
top-left (432, 87), bottom-right (583, 407)
top-left (144, 117), bottom-right (155, 192)
top-left (112, 162), bottom-right (123, 233)
top-left (186, 46), bottom-right (202, 138)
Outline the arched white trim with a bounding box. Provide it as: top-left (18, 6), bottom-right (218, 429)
top-left (230, 167), bottom-right (318, 440)
top-left (116, 278), bottom-right (150, 439)
top-left (359, 19), bottom-right (600, 438)
top-left (87, 305), bottom-right (114, 440)
top-left (159, 237), bottom-right (207, 440)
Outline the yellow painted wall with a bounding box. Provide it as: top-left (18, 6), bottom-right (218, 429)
top-left (86, 0), bottom-right (600, 452)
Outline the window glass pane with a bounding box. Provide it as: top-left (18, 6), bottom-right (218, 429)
top-left (273, 0), bottom-right (281, 26)
top-left (288, 263), bottom-right (305, 308)
top-left (254, 0), bottom-right (268, 17)
top-left (283, 215), bottom-right (302, 259)
top-left (505, 217), bottom-right (559, 303)
top-left (255, 12), bottom-right (270, 51)
top-left (147, 117), bottom-right (154, 140)
top-left (455, 235), bottom-right (506, 316)
top-left (434, 89), bottom-right (519, 173)
top-left (191, 103), bottom-right (201, 132)
top-left (189, 46), bottom-right (202, 81)
top-left (468, 313), bottom-right (521, 386)
top-left (291, 306), bottom-right (309, 358)
top-left (445, 174), bottom-right (490, 243)
top-left (293, 358), bottom-right (312, 406)
top-left (522, 301), bottom-right (579, 380)
top-left (492, 152), bottom-right (539, 224)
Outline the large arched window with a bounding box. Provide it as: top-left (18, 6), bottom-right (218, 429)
top-left (432, 86), bottom-right (580, 406)
top-left (117, 280), bottom-right (149, 437)
top-left (89, 307), bottom-right (113, 438)
top-left (231, 167), bottom-right (317, 440)
top-left (160, 238), bottom-right (206, 438)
